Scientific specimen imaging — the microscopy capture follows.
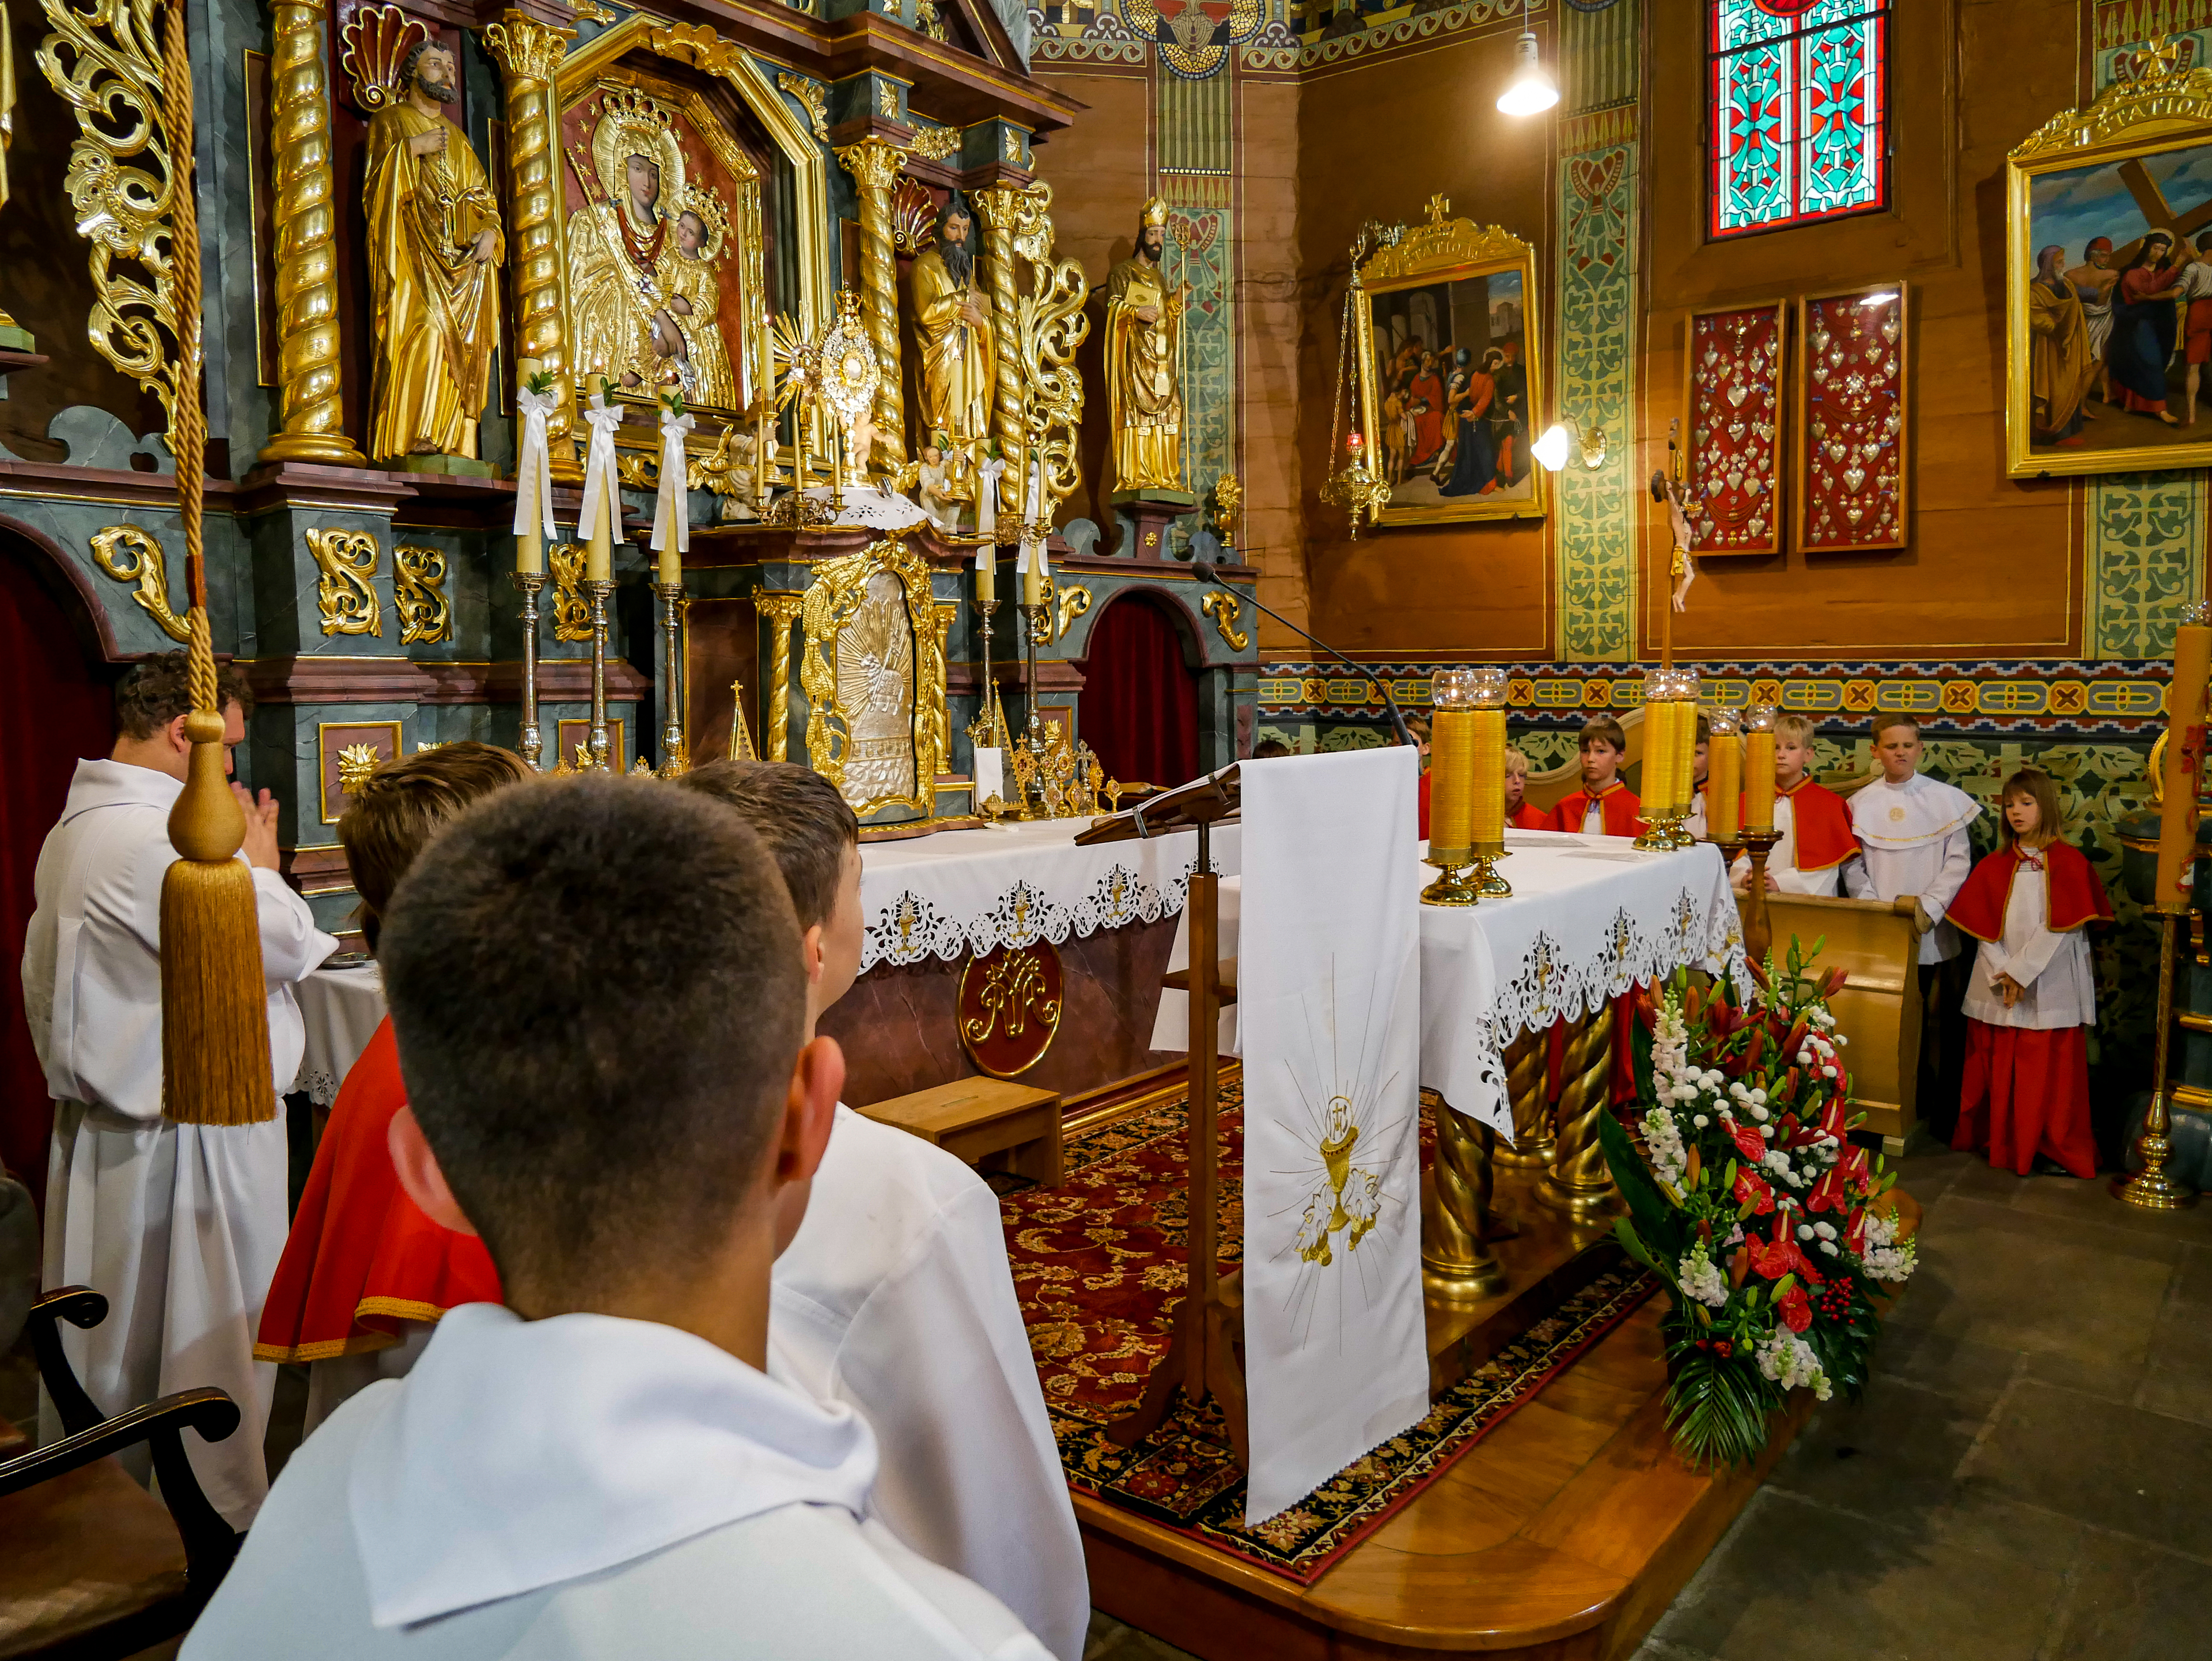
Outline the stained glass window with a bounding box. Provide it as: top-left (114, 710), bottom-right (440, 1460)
top-left (1709, 0), bottom-right (1891, 239)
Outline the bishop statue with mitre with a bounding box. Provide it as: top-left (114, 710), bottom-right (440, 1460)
top-left (363, 36), bottom-right (504, 464)
top-left (1105, 195), bottom-right (1187, 495)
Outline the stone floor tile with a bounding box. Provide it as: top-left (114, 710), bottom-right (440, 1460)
top-left (2005, 1166), bottom-right (2212, 1245)
top-left (1838, 1322), bottom-right (2018, 1414)
top-left (2040, 1528), bottom-right (2212, 1660)
top-left (1961, 1379), bottom-right (2212, 1560)
top-left (1650, 1488), bottom-right (2065, 1661)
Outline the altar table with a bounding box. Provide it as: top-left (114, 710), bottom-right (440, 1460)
top-left (1153, 830), bottom-right (1745, 1134)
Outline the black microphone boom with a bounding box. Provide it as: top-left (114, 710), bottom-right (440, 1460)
top-left (1188, 561), bottom-right (1415, 748)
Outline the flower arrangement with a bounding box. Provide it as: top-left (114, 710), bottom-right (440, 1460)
top-left (1597, 938), bottom-right (1917, 1469)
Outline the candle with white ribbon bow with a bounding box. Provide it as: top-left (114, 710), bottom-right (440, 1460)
top-left (512, 358), bottom-right (558, 576)
top-left (649, 398), bottom-right (695, 586)
top-left (578, 374), bottom-right (626, 582)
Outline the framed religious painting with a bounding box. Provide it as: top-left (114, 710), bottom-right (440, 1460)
top-left (2005, 47), bottom-right (2212, 478)
top-left (1794, 282), bottom-right (1908, 553)
top-left (1683, 300), bottom-right (1787, 555)
top-left (1353, 202), bottom-right (1547, 527)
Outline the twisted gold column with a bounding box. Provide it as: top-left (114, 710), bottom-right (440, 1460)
top-left (756, 591), bottom-right (804, 761)
top-left (970, 184), bottom-right (1029, 512)
top-left (1493, 1025), bottom-right (1555, 1170)
top-left (258, 0), bottom-right (363, 465)
top-left (836, 138), bottom-right (906, 467)
top-left (1537, 1004), bottom-right (1622, 1220)
top-left (484, 13), bottom-right (578, 480)
top-left (1421, 1100), bottom-right (1503, 1300)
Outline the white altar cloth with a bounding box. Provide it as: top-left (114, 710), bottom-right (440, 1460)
top-left (857, 817), bottom-right (1240, 974)
top-left (289, 958), bottom-right (386, 1106)
top-left (1152, 831), bottom-right (1744, 1136)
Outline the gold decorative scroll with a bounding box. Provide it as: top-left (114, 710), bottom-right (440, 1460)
top-left (798, 538), bottom-right (947, 818)
top-left (836, 137), bottom-right (907, 466)
top-left (393, 543), bottom-right (450, 643)
top-left (306, 527), bottom-right (381, 636)
top-left (2012, 50), bottom-right (2212, 158)
top-left (483, 10), bottom-right (578, 477)
top-left (1012, 185), bottom-right (1090, 517)
top-left (90, 524), bottom-right (189, 640)
top-left (1200, 588), bottom-right (1248, 652)
top-left (549, 541), bottom-right (592, 641)
top-left (1056, 581), bottom-right (1092, 642)
top-left (261, 0), bottom-right (363, 465)
top-left (36, 0), bottom-right (187, 418)
top-left (755, 588), bottom-right (805, 762)
top-left (1356, 194), bottom-right (1531, 286)
top-left (777, 70), bottom-right (827, 141)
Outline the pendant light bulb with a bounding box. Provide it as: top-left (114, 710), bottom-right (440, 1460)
top-left (1497, 31), bottom-right (1559, 117)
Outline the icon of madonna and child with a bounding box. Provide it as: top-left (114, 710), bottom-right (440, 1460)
top-left (565, 86), bottom-right (748, 411)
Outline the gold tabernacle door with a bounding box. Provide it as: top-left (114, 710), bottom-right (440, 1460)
top-left (798, 536), bottom-right (950, 826)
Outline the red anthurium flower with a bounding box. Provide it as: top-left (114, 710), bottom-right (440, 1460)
top-left (1733, 1167), bottom-right (1775, 1214)
top-left (1806, 1163), bottom-right (1851, 1215)
top-left (1724, 1115), bottom-right (1766, 1164)
top-left (1778, 1282), bottom-right (1813, 1333)
top-left (1745, 1211), bottom-right (1821, 1284)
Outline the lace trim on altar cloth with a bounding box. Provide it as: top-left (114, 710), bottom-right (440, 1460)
top-left (861, 856), bottom-right (1199, 971)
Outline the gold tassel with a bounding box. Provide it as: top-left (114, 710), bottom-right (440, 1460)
top-left (155, 0), bottom-right (274, 1128)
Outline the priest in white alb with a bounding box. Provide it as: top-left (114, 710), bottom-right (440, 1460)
top-left (22, 653), bottom-right (335, 1526)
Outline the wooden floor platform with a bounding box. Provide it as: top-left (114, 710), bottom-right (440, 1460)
top-left (1081, 1295), bottom-right (1816, 1660)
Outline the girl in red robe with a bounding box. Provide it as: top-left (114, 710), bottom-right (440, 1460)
top-left (1947, 767), bottom-right (2112, 1179)
top-left (254, 743), bottom-right (526, 1428)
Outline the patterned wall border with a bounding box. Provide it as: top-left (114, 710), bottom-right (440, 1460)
top-left (1255, 658), bottom-right (2177, 736)
top-left (1028, 0), bottom-right (1535, 77)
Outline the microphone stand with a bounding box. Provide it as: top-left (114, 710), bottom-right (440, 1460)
top-left (1189, 561), bottom-right (1414, 747)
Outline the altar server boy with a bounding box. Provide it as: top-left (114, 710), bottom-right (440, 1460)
top-left (184, 778), bottom-right (1053, 1661)
top-left (1842, 713), bottom-right (1982, 1134)
top-left (679, 760), bottom-right (1088, 1661)
top-left (1548, 716), bottom-right (1643, 835)
top-left (24, 652), bottom-right (335, 1527)
top-left (1948, 768), bottom-right (2112, 1179)
top-left (1683, 717), bottom-right (1712, 840)
top-left (1732, 714), bottom-right (1861, 895)
top-left (1506, 745), bottom-right (1548, 830)
top-left (255, 743), bottom-right (523, 1431)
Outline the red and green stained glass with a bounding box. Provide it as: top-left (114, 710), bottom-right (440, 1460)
top-left (1710, 0), bottom-right (1890, 238)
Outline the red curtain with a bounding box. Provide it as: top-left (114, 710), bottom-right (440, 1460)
top-left (1, 545), bottom-right (115, 1209)
top-left (1078, 594), bottom-right (1199, 789)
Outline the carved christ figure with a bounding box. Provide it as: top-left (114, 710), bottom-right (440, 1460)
top-left (908, 191), bottom-right (995, 486)
top-left (1105, 196), bottom-right (1187, 494)
top-left (363, 40), bottom-right (504, 461)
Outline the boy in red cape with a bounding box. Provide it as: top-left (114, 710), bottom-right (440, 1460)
top-left (1948, 767), bottom-right (2112, 1179)
top-left (1731, 713), bottom-right (1861, 895)
top-left (1549, 716), bottom-right (1643, 835)
top-left (1505, 744), bottom-right (1548, 830)
top-left (253, 744), bottom-right (523, 1429)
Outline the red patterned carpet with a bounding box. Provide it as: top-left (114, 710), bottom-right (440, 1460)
top-left (999, 1077), bottom-right (1655, 1583)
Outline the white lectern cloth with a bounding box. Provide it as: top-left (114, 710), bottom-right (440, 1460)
top-left (1237, 748), bottom-right (1429, 1524)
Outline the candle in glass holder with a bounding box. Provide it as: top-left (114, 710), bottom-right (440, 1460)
top-left (1427, 667), bottom-right (1480, 859)
top-left (1707, 707), bottom-right (1743, 841)
top-left (1469, 665), bottom-right (1509, 851)
top-left (1671, 668), bottom-right (1703, 821)
top-left (1642, 676), bottom-right (1678, 815)
top-left (1744, 704), bottom-right (1778, 833)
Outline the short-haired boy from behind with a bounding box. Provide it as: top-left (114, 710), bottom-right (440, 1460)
top-left (255, 743), bottom-right (524, 1433)
top-left (186, 778), bottom-right (1053, 1661)
top-left (1505, 745), bottom-right (1548, 831)
top-left (1731, 713), bottom-right (1861, 895)
top-left (1548, 715), bottom-right (1643, 835)
top-left (676, 758), bottom-right (1089, 1661)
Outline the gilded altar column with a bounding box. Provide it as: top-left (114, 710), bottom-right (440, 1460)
top-left (756, 591), bottom-right (806, 762)
top-left (258, 0), bottom-right (365, 465)
top-left (484, 12), bottom-right (579, 479)
top-left (969, 184), bottom-right (1029, 510)
top-left (836, 138), bottom-right (906, 466)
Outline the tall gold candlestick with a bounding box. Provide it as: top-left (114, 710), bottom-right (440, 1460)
top-left (1423, 668), bottom-right (1481, 906)
top-left (1707, 708), bottom-right (1743, 843)
top-left (1744, 705), bottom-right (1778, 834)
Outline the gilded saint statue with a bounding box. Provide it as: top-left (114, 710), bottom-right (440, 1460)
top-left (363, 40), bottom-right (504, 463)
top-left (567, 89), bottom-right (741, 409)
top-left (908, 191), bottom-right (995, 491)
top-left (0, 1), bottom-right (27, 350)
top-left (1105, 196), bottom-right (1188, 496)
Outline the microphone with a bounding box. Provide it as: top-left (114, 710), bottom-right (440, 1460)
top-left (1189, 561), bottom-right (1415, 749)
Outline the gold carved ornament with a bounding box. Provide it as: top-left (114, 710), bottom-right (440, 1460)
top-left (89, 524), bottom-right (189, 641)
top-left (306, 528), bottom-right (382, 637)
top-left (797, 537), bottom-right (949, 819)
top-left (548, 542), bottom-right (593, 641)
top-left (891, 176), bottom-right (938, 253)
top-left (958, 943), bottom-right (1063, 1069)
top-left (393, 543), bottom-right (451, 644)
top-left (908, 122), bottom-right (961, 162)
top-left (1211, 472), bottom-right (1241, 541)
top-left (777, 71), bottom-right (828, 142)
top-left (876, 79), bottom-right (901, 119)
top-left (564, 0), bottom-right (615, 24)
top-left (912, 0), bottom-right (948, 44)
top-left (1200, 588), bottom-right (1249, 652)
top-left (1009, 184), bottom-right (1091, 521)
top-left (336, 5), bottom-right (427, 112)
top-left (1055, 581), bottom-right (1091, 642)
top-left (336, 742), bottom-right (383, 797)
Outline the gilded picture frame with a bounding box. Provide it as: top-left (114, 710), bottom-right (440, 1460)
top-left (799, 538), bottom-right (950, 824)
top-left (2005, 50), bottom-right (2212, 478)
top-left (1354, 205), bottom-right (1547, 527)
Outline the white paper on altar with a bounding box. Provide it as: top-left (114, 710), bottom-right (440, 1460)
top-left (974, 747), bottom-right (1004, 807)
top-left (1239, 747), bottom-right (1429, 1525)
